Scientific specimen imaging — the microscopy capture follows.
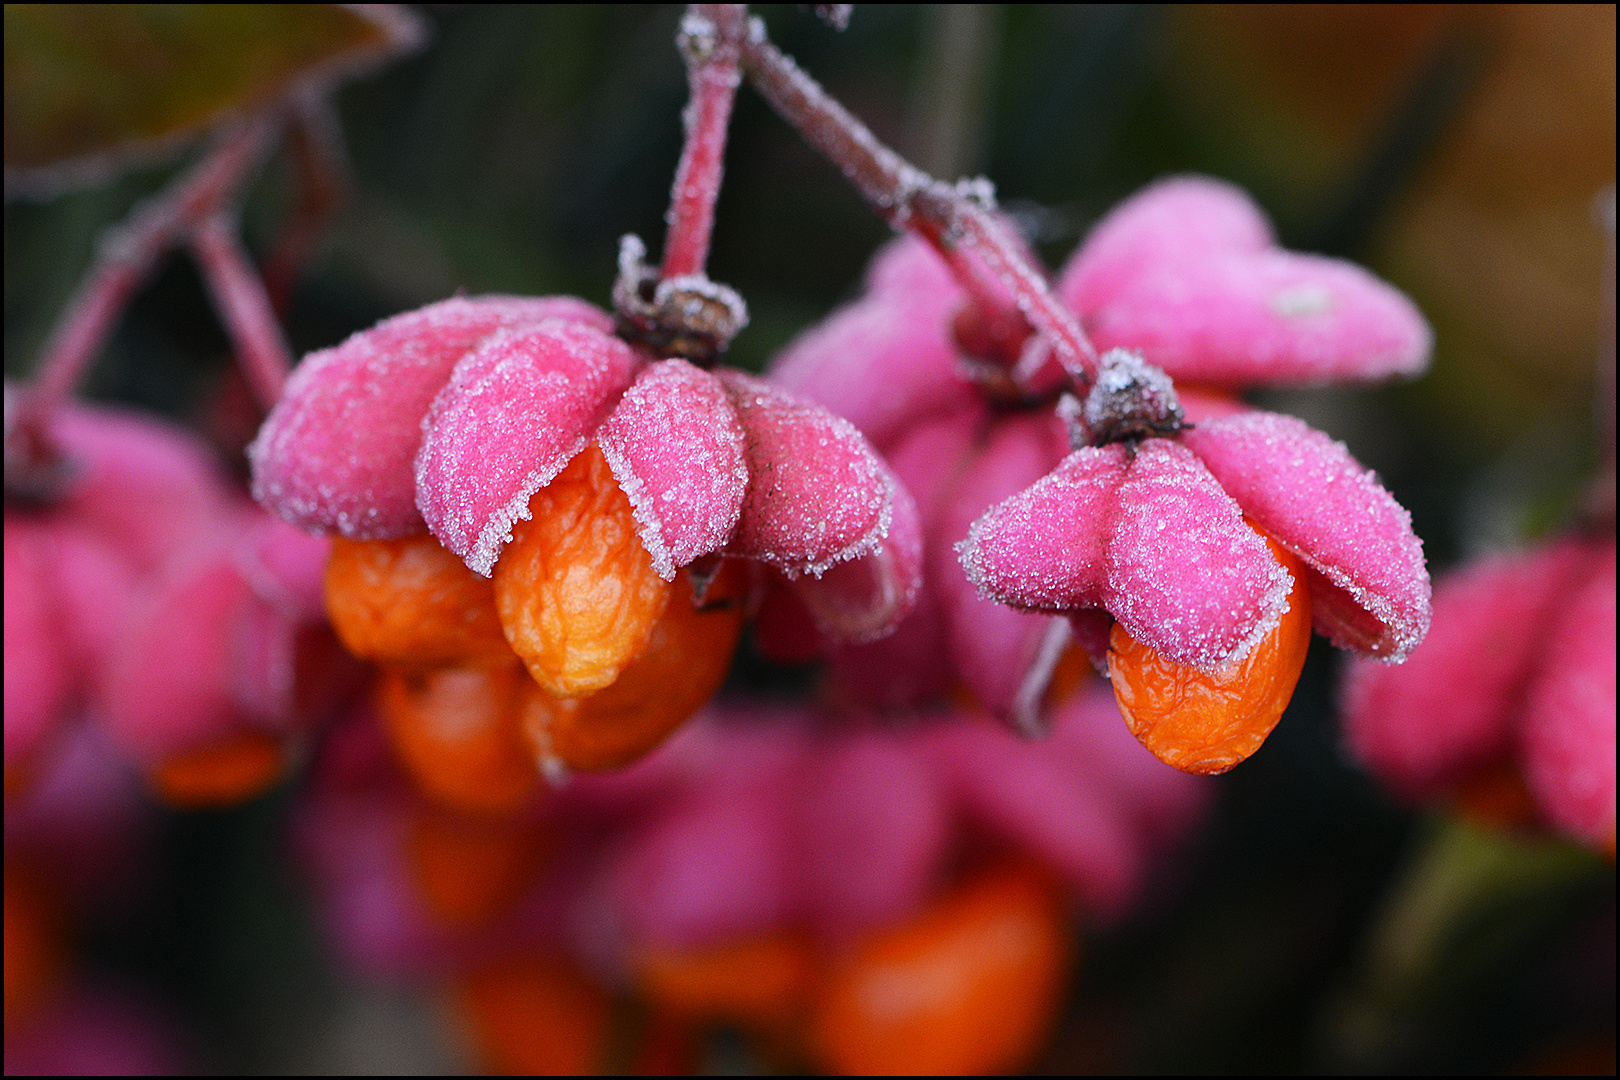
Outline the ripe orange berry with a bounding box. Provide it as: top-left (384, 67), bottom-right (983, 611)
top-left (455, 955), bottom-right (611, 1075)
top-left (148, 730), bottom-right (288, 808)
top-left (494, 444), bottom-right (673, 697)
top-left (376, 663), bottom-right (542, 814)
top-left (521, 563), bottom-right (745, 774)
top-left (325, 533), bottom-right (512, 667)
top-left (634, 932), bottom-right (816, 1036)
top-left (809, 862), bottom-right (1073, 1076)
top-left (1108, 524), bottom-right (1312, 775)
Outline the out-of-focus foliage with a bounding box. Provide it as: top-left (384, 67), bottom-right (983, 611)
top-left (4, 4), bottom-right (418, 198)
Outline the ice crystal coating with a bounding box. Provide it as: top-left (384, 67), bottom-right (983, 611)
top-left (1056, 176), bottom-right (1431, 386)
top-left (596, 359), bottom-right (748, 581)
top-left (250, 295), bottom-right (609, 539)
top-left (1080, 348), bottom-right (1184, 444)
top-left (787, 462), bottom-right (922, 643)
top-left (414, 320), bottom-right (637, 577)
top-left (717, 370), bottom-right (893, 577)
top-left (1181, 411), bottom-right (1430, 661)
top-left (960, 438), bottom-right (1291, 672)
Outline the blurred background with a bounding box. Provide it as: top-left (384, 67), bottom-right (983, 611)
top-left (6, 5), bottom-right (1614, 1073)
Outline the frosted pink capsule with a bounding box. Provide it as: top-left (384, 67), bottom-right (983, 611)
top-left (1056, 175), bottom-right (1432, 386)
top-left (960, 404), bottom-right (1430, 673)
top-left (412, 320), bottom-right (917, 638)
top-left (1521, 545), bottom-right (1616, 850)
top-left (5, 401), bottom-right (236, 784)
top-left (250, 295), bottom-right (611, 540)
top-left (97, 510), bottom-right (350, 799)
top-left (1342, 536), bottom-right (1615, 851)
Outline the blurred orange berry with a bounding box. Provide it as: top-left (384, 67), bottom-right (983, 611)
top-left (377, 664), bottom-right (541, 814)
top-left (494, 444), bottom-right (672, 697)
top-left (4, 861), bottom-right (64, 1032)
top-left (809, 862), bottom-right (1073, 1076)
top-left (455, 955), bottom-right (611, 1075)
top-left (1108, 524), bottom-right (1312, 775)
top-left (147, 729), bottom-right (288, 808)
top-left (635, 931), bottom-right (815, 1036)
top-left (406, 806), bottom-right (547, 926)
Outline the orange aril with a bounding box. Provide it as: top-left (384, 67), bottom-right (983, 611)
top-left (521, 562), bottom-right (745, 774)
top-left (148, 730), bottom-right (287, 807)
top-left (325, 533), bottom-right (512, 667)
top-left (1108, 524), bottom-right (1311, 775)
top-left (406, 806), bottom-right (547, 926)
top-left (377, 663), bottom-right (541, 814)
top-left (454, 955), bottom-right (611, 1075)
top-left (809, 862), bottom-right (1072, 1076)
top-left (634, 932), bottom-right (816, 1036)
top-left (494, 444), bottom-right (673, 697)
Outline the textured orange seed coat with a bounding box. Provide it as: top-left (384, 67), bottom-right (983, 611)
top-left (325, 533), bottom-right (512, 667)
top-left (494, 444), bottom-right (673, 697)
top-left (521, 563), bottom-right (746, 773)
top-left (1108, 525), bottom-right (1312, 775)
top-left (809, 862), bottom-right (1072, 1076)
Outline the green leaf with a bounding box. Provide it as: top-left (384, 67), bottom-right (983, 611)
top-left (5, 4), bottom-right (423, 194)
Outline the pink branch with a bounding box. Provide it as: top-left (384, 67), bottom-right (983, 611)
top-left (660, 5), bottom-right (746, 281)
top-left (11, 117), bottom-right (279, 446)
top-left (190, 213), bottom-right (295, 412)
top-left (739, 25), bottom-right (1098, 384)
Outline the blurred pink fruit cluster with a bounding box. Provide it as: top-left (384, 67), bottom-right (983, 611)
top-left (6, 394), bottom-right (354, 806)
top-left (1342, 534), bottom-right (1616, 854)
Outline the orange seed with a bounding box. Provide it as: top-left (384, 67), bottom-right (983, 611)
top-left (808, 861), bottom-right (1073, 1076)
top-left (325, 534), bottom-right (512, 667)
top-left (1108, 524), bottom-right (1312, 775)
top-left (494, 444), bottom-right (672, 697)
top-left (520, 563), bottom-right (745, 774)
top-left (377, 663), bottom-right (541, 814)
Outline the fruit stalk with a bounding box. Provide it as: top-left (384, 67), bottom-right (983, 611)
top-left (737, 20), bottom-right (1099, 384)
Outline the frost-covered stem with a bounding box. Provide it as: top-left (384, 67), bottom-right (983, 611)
top-left (12, 116), bottom-right (278, 443)
top-left (661, 5), bottom-right (746, 280)
top-left (190, 212), bottom-right (295, 411)
top-left (953, 199), bottom-right (1099, 383)
top-left (739, 20), bottom-right (1099, 383)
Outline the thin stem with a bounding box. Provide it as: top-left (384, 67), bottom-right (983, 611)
top-left (190, 212), bottom-right (295, 412)
top-left (738, 23), bottom-right (1098, 384)
top-left (262, 95), bottom-right (350, 316)
top-left (12, 116), bottom-right (280, 445)
top-left (660, 5), bottom-right (746, 281)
